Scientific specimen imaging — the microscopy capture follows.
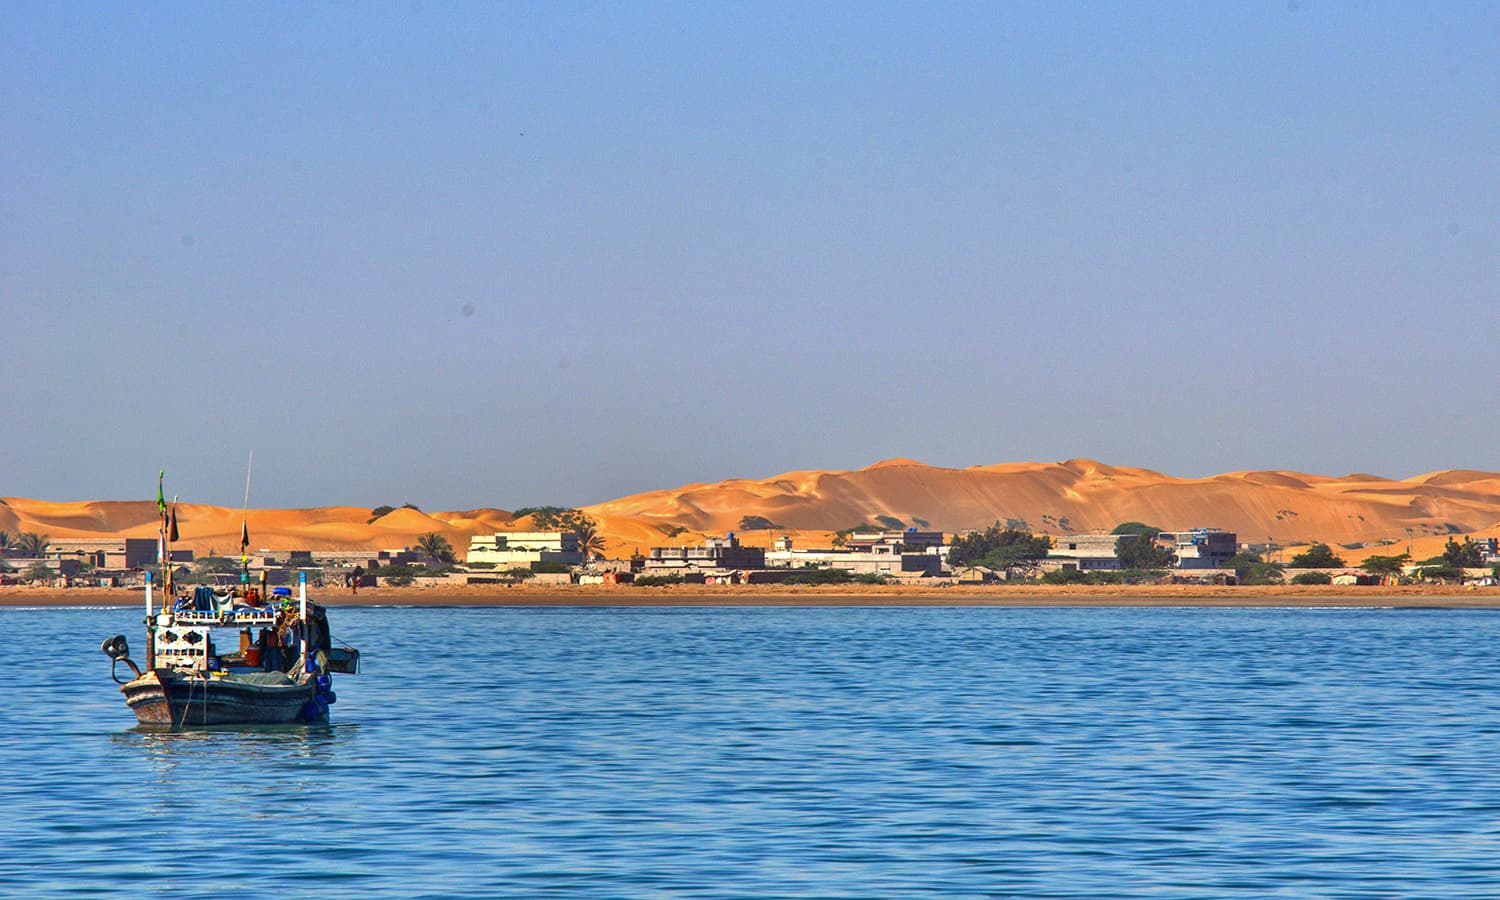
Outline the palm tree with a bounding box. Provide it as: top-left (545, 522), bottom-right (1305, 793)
top-left (416, 532), bottom-right (454, 564)
top-left (573, 519), bottom-right (607, 561)
top-left (0, 530), bottom-right (12, 556)
top-left (14, 531), bottom-right (49, 558)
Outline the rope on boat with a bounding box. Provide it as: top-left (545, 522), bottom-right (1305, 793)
top-left (175, 674), bottom-right (195, 728)
top-left (173, 672), bottom-right (209, 728)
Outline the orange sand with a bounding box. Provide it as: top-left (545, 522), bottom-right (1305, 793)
top-left (4, 459), bottom-right (1498, 564)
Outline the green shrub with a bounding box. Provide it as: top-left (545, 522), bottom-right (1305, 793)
top-left (1288, 543), bottom-right (1345, 568)
top-left (947, 523), bottom-right (1052, 570)
top-left (1111, 521), bottom-right (1162, 536)
top-left (1289, 571), bottom-right (1332, 585)
top-left (1040, 568), bottom-right (1091, 585)
top-left (633, 574), bottom-right (685, 587)
top-left (780, 568), bottom-right (854, 585)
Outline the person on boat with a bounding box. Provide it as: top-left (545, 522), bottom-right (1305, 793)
top-left (258, 626), bottom-right (282, 672)
top-left (308, 603), bottom-right (332, 654)
top-left (272, 608), bottom-right (300, 672)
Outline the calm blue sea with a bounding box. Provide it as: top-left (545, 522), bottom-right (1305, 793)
top-left (4, 604), bottom-right (1500, 898)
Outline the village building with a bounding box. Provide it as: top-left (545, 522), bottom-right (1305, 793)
top-left (1472, 537), bottom-right (1500, 563)
top-left (764, 533), bottom-right (944, 577)
top-left (645, 533), bottom-right (766, 572)
top-left (1160, 529), bottom-right (1238, 569)
top-left (1042, 533), bottom-right (1130, 573)
top-left (45, 538), bottom-right (190, 569)
top-left (466, 531), bottom-right (584, 568)
top-left (1041, 530), bottom-right (1239, 572)
top-left (842, 529), bottom-right (945, 554)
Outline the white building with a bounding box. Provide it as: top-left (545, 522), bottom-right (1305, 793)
top-left (764, 535), bottom-right (943, 577)
top-left (646, 533), bottom-right (766, 571)
top-left (466, 532), bottom-right (583, 568)
top-left (1044, 533), bottom-right (1128, 572)
top-left (1473, 537), bottom-right (1499, 563)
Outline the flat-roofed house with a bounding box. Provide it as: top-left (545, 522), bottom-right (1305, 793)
top-left (1160, 529), bottom-right (1238, 569)
top-left (1044, 533), bottom-right (1128, 572)
top-left (764, 535), bottom-right (943, 577)
top-left (467, 531), bottom-right (584, 568)
top-left (46, 538), bottom-right (183, 569)
top-left (646, 533), bottom-right (766, 571)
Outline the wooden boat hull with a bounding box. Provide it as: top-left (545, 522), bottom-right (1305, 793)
top-left (122, 670), bottom-right (320, 727)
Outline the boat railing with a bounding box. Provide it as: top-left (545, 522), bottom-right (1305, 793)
top-left (172, 608), bottom-right (281, 627)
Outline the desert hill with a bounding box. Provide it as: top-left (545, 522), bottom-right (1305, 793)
top-left (0, 498), bottom-right (514, 559)
top-left (4, 459), bottom-right (1499, 563)
top-left (586, 459), bottom-right (1500, 554)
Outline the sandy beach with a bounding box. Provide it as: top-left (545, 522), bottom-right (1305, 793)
top-left (7, 583), bottom-right (1499, 609)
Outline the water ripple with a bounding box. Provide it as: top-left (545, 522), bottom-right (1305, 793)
top-left (4, 606), bottom-right (1500, 897)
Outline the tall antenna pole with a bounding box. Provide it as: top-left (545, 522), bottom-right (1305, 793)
top-left (243, 450), bottom-right (254, 511)
top-left (240, 451), bottom-right (254, 581)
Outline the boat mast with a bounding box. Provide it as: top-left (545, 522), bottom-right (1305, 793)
top-left (144, 571), bottom-right (155, 669)
top-left (240, 451), bottom-right (254, 588)
top-left (299, 571), bottom-right (311, 673)
top-left (167, 494), bottom-right (178, 596)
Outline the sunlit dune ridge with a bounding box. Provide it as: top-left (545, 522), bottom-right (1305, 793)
top-left (3, 459), bottom-right (1498, 563)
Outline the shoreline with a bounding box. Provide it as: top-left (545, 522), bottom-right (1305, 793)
top-left (6, 583), bottom-right (1500, 609)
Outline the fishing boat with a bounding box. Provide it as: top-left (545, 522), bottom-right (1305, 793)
top-left (101, 472), bottom-right (359, 727)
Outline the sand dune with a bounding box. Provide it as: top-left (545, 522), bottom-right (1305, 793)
top-left (586, 459), bottom-right (1500, 549)
top-left (4, 458), bottom-right (1498, 560)
top-left (0, 499), bottom-right (487, 557)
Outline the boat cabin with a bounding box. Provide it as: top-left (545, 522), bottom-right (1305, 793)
top-left (153, 581), bottom-right (357, 676)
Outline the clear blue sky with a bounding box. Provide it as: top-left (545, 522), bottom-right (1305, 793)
top-left (3, 2), bottom-right (1496, 510)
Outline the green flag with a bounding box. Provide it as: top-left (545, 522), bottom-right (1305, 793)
top-left (156, 471), bottom-right (166, 516)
